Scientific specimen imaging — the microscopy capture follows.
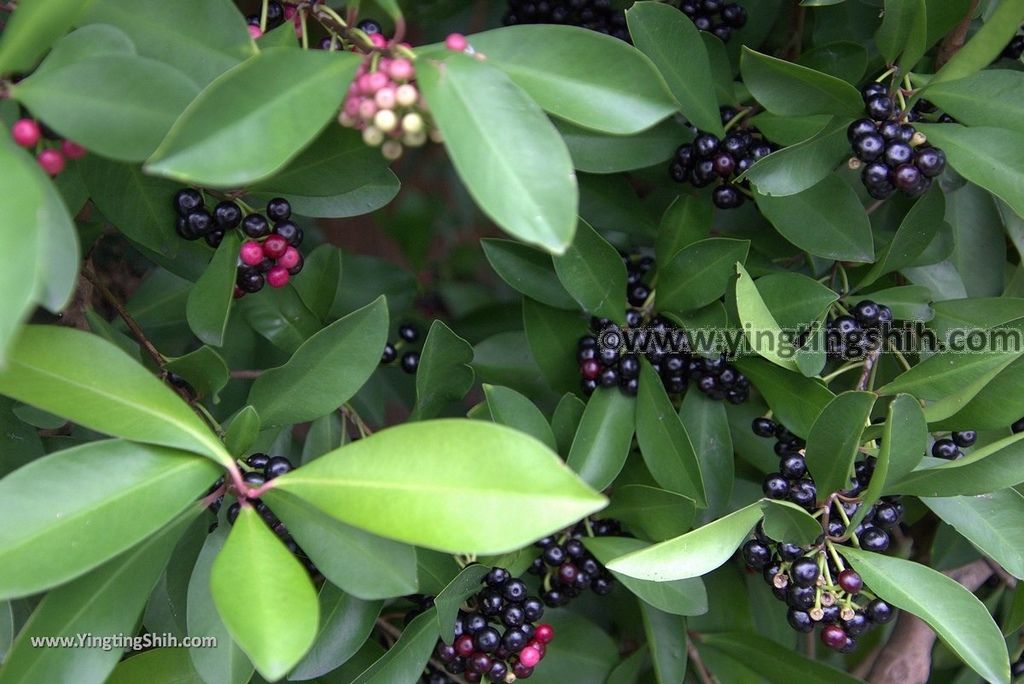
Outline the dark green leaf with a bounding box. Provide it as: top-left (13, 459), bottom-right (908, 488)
top-left (804, 391), bottom-right (875, 497)
top-left (289, 583), bottom-right (382, 682)
top-left (552, 218), bottom-right (628, 323)
top-left (658, 238), bottom-right (749, 313)
top-left (481, 239), bottom-right (576, 310)
top-left (350, 609), bottom-right (438, 684)
top-left (240, 284), bottom-right (321, 354)
top-left (225, 406), bottom-right (260, 457)
top-left (300, 412), bottom-right (345, 464)
top-left (877, 393), bottom-right (928, 491)
top-left (484, 384), bottom-right (557, 450)
top-left (797, 42), bottom-right (867, 83)
top-left (924, 71), bottom-right (1024, 134)
top-left (412, 320), bottom-right (475, 420)
top-left (108, 649), bottom-right (203, 684)
top-left (732, 359), bottom-right (835, 436)
top-left (875, 0), bottom-right (927, 66)
top-left (760, 500), bottom-right (822, 546)
top-left (605, 485), bottom-right (696, 542)
top-left (555, 117), bottom-right (688, 174)
top-left (587, 537), bottom-right (708, 616)
top-left (640, 604), bottom-right (688, 684)
top-left (165, 345), bottom-right (229, 401)
top-left (680, 390), bottom-right (733, 520)
top-left (701, 632), bottom-right (862, 684)
top-left (434, 565), bottom-right (489, 644)
top-left (656, 195), bottom-right (712, 266)
top-left (755, 272), bottom-right (838, 329)
top-left (186, 231), bottom-right (239, 347)
top-left (551, 393), bottom-right (586, 457)
top-left (291, 245), bottom-right (342, 321)
top-left (567, 387), bottom-right (637, 492)
top-left (740, 47), bottom-right (863, 117)
top-left (924, 490), bottom-right (1024, 579)
top-left (527, 611), bottom-right (618, 684)
top-left (859, 182), bottom-right (944, 288)
top-left (743, 118), bottom-right (851, 196)
top-left (523, 298), bottom-right (590, 396)
top-left (889, 434), bottom-right (1024, 496)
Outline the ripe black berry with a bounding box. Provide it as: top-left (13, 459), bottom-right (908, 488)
top-left (381, 342), bottom-right (397, 364)
top-left (173, 188), bottom-right (203, 217)
top-left (762, 474), bottom-right (789, 499)
top-left (931, 438), bottom-right (960, 460)
top-left (399, 323), bottom-right (419, 343)
top-left (951, 430), bottom-right (976, 448)
top-left (266, 197), bottom-right (291, 222)
top-left (915, 147), bottom-right (946, 177)
top-left (357, 18), bottom-right (383, 35)
top-left (790, 557), bottom-right (819, 587)
top-left (852, 133), bottom-right (885, 161)
top-left (787, 608), bottom-right (814, 633)
top-left (213, 201), bottom-right (242, 229)
top-left (265, 456), bottom-right (293, 479)
top-left (237, 268), bottom-right (265, 293)
top-left (752, 417), bottom-right (777, 437)
top-left (865, 96), bottom-right (895, 121)
top-left (401, 351), bottom-right (420, 374)
top-left (866, 598), bottom-right (894, 623)
top-left (860, 527), bottom-right (890, 552)
top-left (741, 540), bottom-right (772, 569)
top-left (242, 214), bottom-right (271, 239)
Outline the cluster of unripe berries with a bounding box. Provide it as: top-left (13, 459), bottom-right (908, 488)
top-left (577, 255), bottom-right (750, 403)
top-left (848, 82), bottom-right (947, 200)
top-left (669, 107), bottom-right (777, 210)
top-left (741, 524), bottom-right (896, 651)
top-left (527, 517), bottom-right (619, 607)
top-left (9, 116), bottom-right (86, 176)
top-left (432, 567), bottom-right (554, 682)
top-left (172, 190), bottom-right (304, 297)
top-left (825, 299), bottom-right (893, 360)
top-left (380, 322), bottom-right (422, 374)
top-left (678, 0), bottom-right (747, 42)
top-left (930, 430), bottom-right (976, 460)
top-left (502, 0), bottom-right (630, 42)
top-left (226, 454), bottom-right (320, 577)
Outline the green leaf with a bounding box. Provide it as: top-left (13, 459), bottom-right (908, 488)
top-left (797, 41), bottom-right (868, 84)
top-left (804, 391), bottom-right (875, 498)
top-left (859, 182), bottom-right (944, 288)
top-left (522, 297), bottom-right (590, 396)
top-left (267, 419), bottom-right (606, 554)
top-left (680, 390), bottom-right (733, 520)
top-left (933, 0), bottom-right (1024, 85)
top-left (917, 125), bottom-right (1024, 221)
top-left (469, 24), bottom-right (676, 135)
top-left (527, 611), bottom-right (618, 683)
top-left (211, 506), bottom-right (319, 681)
top-left (552, 218), bottom-right (628, 322)
top-left (700, 632), bottom-right (862, 684)
top-left (35, 23), bottom-right (136, 75)
top-left (418, 54), bottom-right (577, 254)
top-left (734, 262), bottom-right (799, 371)
top-left (587, 537), bottom-right (708, 616)
top-left (108, 649), bottom-right (203, 684)
top-left (412, 320), bottom-right (475, 420)
top-left (551, 393), bottom-right (586, 457)
top-left (607, 502), bottom-right (764, 582)
top-left (876, 351), bottom-right (1021, 417)
top-left (555, 117), bottom-right (687, 175)
top-left (923, 489), bottom-right (1024, 579)
top-left (755, 174), bottom-right (874, 262)
top-left (566, 387), bottom-right (637, 492)
top-left (640, 604), bottom-right (687, 684)
top-left (740, 47), bottom-right (863, 117)
top-left (434, 564), bottom-right (489, 644)
top-left (481, 239), bottom-right (576, 310)
top-left (889, 433), bottom-right (1024, 496)
top-left (760, 500), bottom-right (822, 545)
top-left (0, 326), bottom-right (232, 465)
top-left (0, 0), bottom-right (92, 74)
top-left (875, 0), bottom-right (927, 67)
top-left (656, 195), bottom-right (712, 267)
top-left (247, 296), bottom-right (388, 427)
top-left (301, 412), bottom-right (345, 465)
top-left (606, 647), bottom-right (648, 684)
top-left (261, 491), bottom-right (418, 600)
top-left (867, 283), bottom-right (935, 322)
top-left (605, 485), bottom-right (696, 542)
top-left (484, 384), bottom-right (557, 450)
top-left (932, 356), bottom-right (1024, 431)
top-left (289, 583), bottom-right (382, 682)
top-left (877, 393), bottom-right (928, 491)
top-left (240, 284), bottom-right (320, 354)
top-left (659, 239), bottom-right (749, 314)
top-left (290, 245), bottom-right (342, 321)
top-left (350, 609), bottom-right (438, 684)
top-left (743, 118), bottom-right (851, 196)
top-left (732, 359), bottom-right (835, 436)
top-left (923, 71), bottom-right (1024, 134)
top-left (165, 345), bottom-right (230, 401)
top-left (82, 0), bottom-right (254, 88)
top-left (225, 406), bottom-right (260, 457)
top-left (0, 509), bottom-right (196, 683)
top-left (755, 273), bottom-right (838, 329)
top-left (146, 48), bottom-right (360, 187)
top-left (0, 439), bottom-right (219, 600)
top-left (0, 601), bottom-right (12, 662)
top-left (841, 547), bottom-right (1010, 684)
top-left (186, 230), bottom-right (239, 347)
top-left (13, 55), bottom-right (199, 162)
top-left (626, 1), bottom-right (722, 135)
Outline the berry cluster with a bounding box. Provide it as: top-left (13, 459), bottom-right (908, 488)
top-left (679, 1), bottom-right (748, 42)
top-left (432, 567), bottom-right (554, 682)
top-left (226, 454), bottom-right (320, 577)
top-left (10, 116), bottom-right (86, 176)
top-left (668, 107), bottom-right (777, 210)
top-left (244, 0), bottom-right (305, 39)
top-left (930, 430), bottom-right (976, 460)
top-left (527, 517), bottom-right (620, 607)
top-left (380, 322), bottom-right (422, 374)
top-left (824, 299), bottom-right (893, 360)
top-left (172, 190), bottom-right (304, 297)
top-left (848, 83), bottom-right (947, 200)
top-left (502, 0), bottom-right (630, 42)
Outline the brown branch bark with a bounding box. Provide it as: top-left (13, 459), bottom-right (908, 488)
top-left (935, 0), bottom-right (981, 70)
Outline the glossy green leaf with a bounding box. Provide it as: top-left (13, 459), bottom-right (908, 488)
top-left (186, 231), bottom-right (239, 347)
top-left (289, 583), bottom-right (382, 682)
top-left (35, 23), bottom-right (135, 75)
top-left (350, 609), bottom-right (438, 684)
top-left (755, 174), bottom-right (874, 262)
top-left (680, 390), bottom-right (733, 519)
top-left (481, 238), bottom-right (576, 310)
top-left (876, 393), bottom-right (928, 492)
top-left (290, 245), bottom-right (342, 321)
top-left (165, 345), bottom-right (229, 401)
top-left (262, 490), bottom-right (418, 600)
top-left (412, 320), bottom-right (475, 420)
top-left (108, 649), bottom-right (203, 684)
top-left (700, 632), bottom-right (862, 684)
top-left (434, 564), bottom-right (489, 644)
top-left (523, 298), bottom-right (590, 396)
top-left (553, 218), bottom-right (628, 323)
top-left (877, 351), bottom-right (1021, 417)
top-left (804, 391), bottom-right (875, 498)
top-left (640, 604), bottom-right (687, 684)
top-left (924, 71), bottom-right (1024, 134)
top-left (527, 611), bottom-right (618, 683)
top-left (240, 283), bottom-right (321, 354)
top-left (734, 262), bottom-right (799, 371)
top-left (225, 406), bottom-right (260, 457)
top-left (740, 47), bottom-right (863, 117)
top-left (555, 117), bottom-right (687, 174)
top-left (0, 439), bottom-right (219, 600)
top-left (0, 326), bottom-right (231, 465)
top-left (0, 601), bottom-right (12, 662)
top-left (13, 54), bottom-right (199, 162)
top-left (868, 283), bottom-right (935, 322)
top-left (147, 48), bottom-right (360, 186)
top-left (797, 42), bottom-right (868, 83)
top-left (418, 54), bottom-right (577, 254)
top-left (566, 387), bottom-right (637, 492)
top-left (875, 0), bottom-right (926, 65)
top-left (211, 506), bottom-right (319, 681)
top-left (755, 273), bottom-right (838, 329)
top-left (659, 239), bottom-right (749, 313)
top-left (656, 195), bottom-right (712, 266)
top-left (889, 433), bottom-right (1024, 496)
top-left (248, 296), bottom-right (388, 427)
top-left (924, 489), bottom-right (1024, 579)
top-left (587, 537), bottom-right (708, 616)
top-left (470, 24), bottom-right (677, 135)
top-left (484, 384), bottom-right (557, 450)
top-left (743, 118), bottom-right (851, 196)
top-left (932, 356), bottom-right (1024, 431)
top-left (604, 485), bottom-right (696, 542)
top-left (301, 412), bottom-right (345, 464)
top-left (607, 502), bottom-right (764, 582)
top-left (551, 393), bottom-right (586, 457)
top-left (859, 182), bottom-right (944, 288)
top-left (626, 1), bottom-right (722, 135)
top-left (841, 547), bottom-right (1010, 684)
top-left (732, 358), bottom-right (835, 437)
top-left (268, 419), bottom-right (606, 554)
top-left (932, 0), bottom-right (1024, 85)
top-left (760, 500), bottom-right (822, 545)
top-left (0, 0), bottom-right (93, 74)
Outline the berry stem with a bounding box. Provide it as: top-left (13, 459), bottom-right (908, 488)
top-left (685, 635), bottom-right (716, 684)
top-left (341, 403), bottom-right (373, 438)
top-left (299, 7), bottom-right (309, 50)
top-left (83, 267), bottom-right (167, 371)
top-left (874, 66), bottom-right (897, 84)
top-left (260, 0), bottom-right (269, 34)
top-left (820, 362), bottom-right (866, 385)
top-left (856, 347), bottom-right (882, 392)
top-left (825, 539), bottom-right (847, 571)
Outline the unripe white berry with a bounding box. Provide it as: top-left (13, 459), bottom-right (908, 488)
top-left (382, 140), bottom-right (403, 160)
top-left (374, 109), bottom-right (398, 133)
top-left (375, 87), bottom-right (396, 110)
top-left (429, 128), bottom-right (444, 143)
top-left (338, 112), bottom-right (356, 127)
top-left (395, 84), bottom-right (418, 108)
top-left (362, 126), bottom-right (384, 147)
top-left (402, 112), bottom-right (424, 134)
top-left (403, 130), bottom-right (428, 148)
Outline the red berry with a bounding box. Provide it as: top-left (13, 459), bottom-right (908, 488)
top-left (838, 569), bottom-right (863, 594)
top-left (519, 645), bottom-right (541, 668)
top-left (240, 241), bottom-right (264, 266)
top-left (535, 624), bottom-right (554, 644)
top-left (233, 286), bottom-right (245, 299)
top-left (580, 359), bottom-right (601, 380)
top-left (60, 140), bottom-right (87, 159)
top-left (446, 33), bottom-right (468, 51)
top-left (248, 24), bottom-right (263, 38)
top-left (262, 234), bottom-right (288, 258)
top-left (455, 634), bottom-right (474, 657)
top-left (11, 119), bottom-right (40, 147)
top-left (37, 149), bottom-right (65, 176)
top-left (821, 624), bottom-right (847, 650)
top-left (278, 246), bottom-right (301, 269)
top-left (266, 266), bottom-right (290, 288)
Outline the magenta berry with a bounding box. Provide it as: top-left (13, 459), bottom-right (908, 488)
top-left (821, 624), bottom-right (848, 650)
top-left (266, 266), bottom-right (290, 288)
top-left (240, 241), bottom-right (264, 266)
top-left (248, 24), bottom-right (263, 39)
top-left (278, 246), bottom-right (301, 270)
top-left (534, 624), bottom-right (554, 644)
top-left (518, 646), bottom-right (541, 668)
top-left (37, 149), bottom-right (65, 176)
top-left (60, 140), bottom-right (87, 159)
top-left (388, 58), bottom-right (414, 81)
top-left (11, 119), bottom-right (41, 148)
top-left (446, 33), bottom-right (469, 51)
top-left (262, 234), bottom-right (288, 259)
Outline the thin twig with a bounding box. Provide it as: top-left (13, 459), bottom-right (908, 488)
top-left (935, 0), bottom-right (981, 70)
top-left (686, 635), bottom-right (717, 684)
top-left (82, 267), bottom-right (166, 370)
top-left (230, 369), bottom-right (264, 380)
top-left (856, 348), bottom-right (882, 391)
top-left (983, 558), bottom-right (1018, 588)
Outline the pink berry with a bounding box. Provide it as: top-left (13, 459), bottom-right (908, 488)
top-left (445, 33), bottom-right (468, 52)
top-left (284, 5), bottom-right (296, 19)
top-left (358, 98), bottom-right (378, 121)
top-left (369, 33), bottom-right (387, 48)
top-left (248, 25), bottom-right (263, 39)
top-left (388, 58), bottom-right (414, 81)
top-left (535, 624), bottom-right (555, 644)
top-left (262, 234), bottom-right (288, 259)
top-left (60, 140), bottom-right (87, 159)
top-left (519, 646), bottom-right (541, 668)
top-left (367, 71), bottom-right (389, 94)
top-left (240, 241), bottom-right (264, 266)
top-left (37, 149), bottom-right (65, 176)
top-left (266, 266), bottom-right (290, 288)
top-left (278, 246), bottom-right (301, 269)
top-left (11, 119), bottom-right (41, 148)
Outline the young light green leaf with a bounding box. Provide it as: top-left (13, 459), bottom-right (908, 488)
top-left (732, 358), bottom-right (835, 437)
top-left (186, 231), bottom-right (239, 347)
top-left (418, 54), bottom-right (577, 254)
top-left (607, 502), bottom-right (764, 582)
top-left (586, 537), bottom-right (708, 616)
top-left (484, 384), bottom-right (557, 450)
top-left (841, 547), bottom-right (1010, 684)
top-left (107, 649), bottom-right (203, 684)
top-left (552, 218), bottom-right (628, 323)
top-left (350, 609), bottom-right (438, 684)
top-left (247, 296), bottom-right (388, 427)
top-left (267, 419), bottom-right (606, 554)
top-left (412, 320), bottom-right (475, 420)
top-left (658, 239), bottom-right (749, 314)
top-left (565, 387), bottom-right (637, 492)
top-left (211, 507), bottom-right (319, 681)
top-left (734, 262), bottom-right (799, 371)
top-left (923, 490), bottom-right (1024, 579)
top-left (0, 0), bottom-right (93, 74)
top-left (434, 565), bottom-right (489, 644)
top-left (740, 47), bottom-right (863, 117)
top-left (481, 239), bottom-right (576, 309)
top-left (804, 391), bottom-right (875, 498)
top-left (0, 439), bottom-right (220, 600)
top-left (289, 583), bottom-right (382, 682)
